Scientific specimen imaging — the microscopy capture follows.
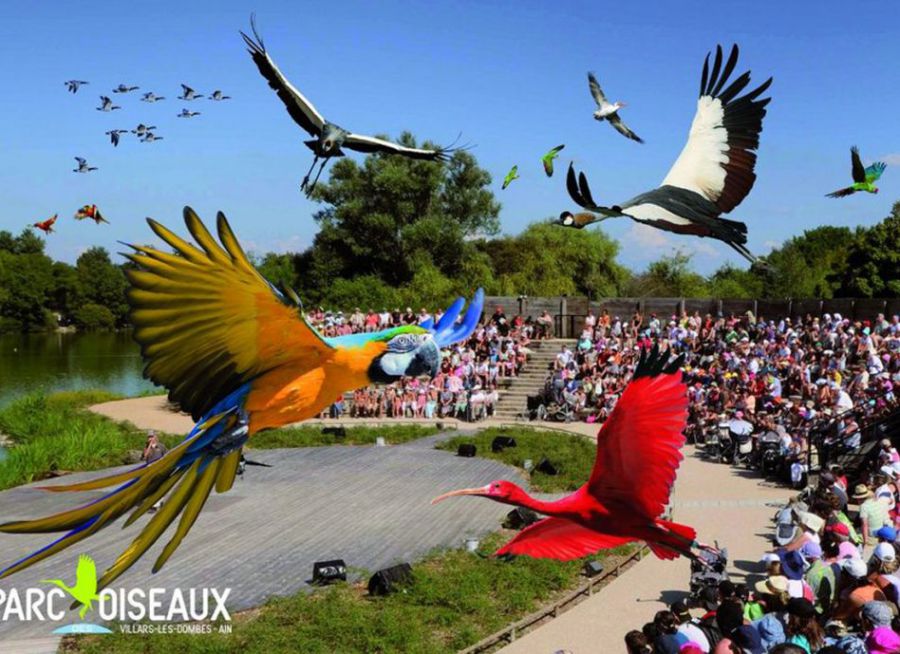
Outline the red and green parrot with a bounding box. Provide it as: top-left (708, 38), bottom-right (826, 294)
top-left (826, 146), bottom-right (887, 198)
top-left (74, 204), bottom-right (108, 224)
top-left (0, 207), bottom-right (483, 591)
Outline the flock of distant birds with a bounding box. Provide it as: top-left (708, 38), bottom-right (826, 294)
top-left (35, 16), bottom-right (890, 266)
top-left (32, 81), bottom-right (233, 234)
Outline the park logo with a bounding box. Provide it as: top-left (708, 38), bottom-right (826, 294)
top-left (0, 553), bottom-right (232, 635)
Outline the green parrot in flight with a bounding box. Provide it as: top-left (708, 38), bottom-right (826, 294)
top-left (41, 554), bottom-right (100, 620)
top-left (826, 147), bottom-right (887, 198)
top-left (542, 144), bottom-right (565, 177)
top-left (502, 165), bottom-right (519, 190)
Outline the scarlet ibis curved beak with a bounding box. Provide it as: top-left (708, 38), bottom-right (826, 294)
top-left (430, 485), bottom-right (490, 505)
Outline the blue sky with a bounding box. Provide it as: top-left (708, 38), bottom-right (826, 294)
top-left (1, 0), bottom-right (898, 274)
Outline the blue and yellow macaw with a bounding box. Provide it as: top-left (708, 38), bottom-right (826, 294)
top-left (0, 207), bottom-right (483, 591)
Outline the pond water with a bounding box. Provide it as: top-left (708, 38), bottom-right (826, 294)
top-left (0, 331), bottom-right (159, 407)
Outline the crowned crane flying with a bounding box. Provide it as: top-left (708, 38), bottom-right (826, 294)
top-left (562, 45), bottom-right (772, 265)
top-left (240, 17), bottom-right (465, 196)
top-left (434, 345), bottom-right (710, 563)
top-left (65, 80), bottom-right (88, 94)
top-left (178, 84), bottom-right (203, 101)
top-left (96, 96), bottom-right (120, 112)
top-left (826, 147), bottom-right (887, 198)
top-left (542, 145), bottom-right (565, 177)
top-left (0, 208), bottom-right (484, 591)
top-left (73, 157), bottom-right (97, 173)
top-left (587, 73), bottom-right (642, 143)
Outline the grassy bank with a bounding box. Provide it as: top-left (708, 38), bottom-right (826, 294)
top-left (69, 532), bottom-right (634, 654)
top-left (0, 392), bottom-right (442, 490)
top-left (437, 427), bottom-right (594, 493)
top-left (0, 391), bottom-right (182, 490)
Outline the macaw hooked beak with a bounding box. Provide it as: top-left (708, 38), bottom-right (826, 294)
top-left (405, 338), bottom-right (441, 378)
top-left (431, 485), bottom-right (490, 505)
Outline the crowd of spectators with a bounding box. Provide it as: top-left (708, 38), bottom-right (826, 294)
top-left (625, 453), bottom-right (900, 654)
top-left (541, 309), bottom-right (900, 480)
top-left (305, 304), bottom-right (538, 422)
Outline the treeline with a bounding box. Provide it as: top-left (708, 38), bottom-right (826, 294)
top-left (0, 231), bottom-right (127, 332)
top-left (3, 133), bottom-right (900, 332)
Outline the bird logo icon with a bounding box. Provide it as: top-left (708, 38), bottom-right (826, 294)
top-left (40, 554), bottom-right (101, 620)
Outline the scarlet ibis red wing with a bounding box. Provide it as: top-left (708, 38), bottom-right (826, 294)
top-left (496, 517), bottom-right (635, 560)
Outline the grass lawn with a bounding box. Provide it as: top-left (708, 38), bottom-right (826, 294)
top-left (437, 426), bottom-right (595, 493)
top-left (0, 392), bottom-right (441, 491)
top-left (0, 391), bottom-right (183, 491)
top-left (67, 532), bottom-right (634, 654)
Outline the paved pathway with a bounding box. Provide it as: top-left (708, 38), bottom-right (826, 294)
top-left (0, 433), bottom-right (522, 643)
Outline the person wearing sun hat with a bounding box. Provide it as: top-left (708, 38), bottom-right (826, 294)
top-left (833, 557), bottom-right (888, 621)
top-left (855, 483), bottom-right (890, 547)
top-left (785, 598), bottom-right (824, 652)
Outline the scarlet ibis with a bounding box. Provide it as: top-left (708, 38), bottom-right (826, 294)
top-left (502, 166), bottom-right (520, 190)
top-left (178, 84), bottom-right (204, 101)
top-left (96, 96), bottom-right (120, 112)
top-left (32, 215), bottom-right (58, 234)
top-left (65, 80), bottom-right (88, 94)
top-left (563, 45), bottom-right (772, 265)
top-left (240, 16), bottom-right (465, 196)
top-left (433, 345), bottom-right (702, 562)
top-left (826, 147), bottom-right (887, 198)
top-left (587, 73), bottom-right (642, 143)
top-left (73, 157), bottom-right (97, 173)
top-left (542, 145), bottom-right (565, 177)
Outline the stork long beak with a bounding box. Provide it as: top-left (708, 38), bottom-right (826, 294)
top-left (430, 485), bottom-right (490, 505)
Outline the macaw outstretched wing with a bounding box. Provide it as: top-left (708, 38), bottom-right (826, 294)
top-left (125, 207), bottom-right (334, 420)
top-left (866, 162), bottom-right (887, 183)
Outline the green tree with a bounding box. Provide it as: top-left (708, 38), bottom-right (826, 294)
top-left (485, 222), bottom-right (625, 298)
top-left (306, 134), bottom-right (500, 292)
top-left (74, 248), bottom-right (129, 325)
top-left (0, 250), bottom-right (55, 331)
top-left (625, 251), bottom-right (709, 297)
top-left (707, 264), bottom-right (765, 298)
top-left (72, 303), bottom-right (116, 330)
top-left (842, 201), bottom-right (900, 297)
top-left (762, 225), bottom-right (854, 298)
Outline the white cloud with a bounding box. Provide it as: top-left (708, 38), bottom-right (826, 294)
top-left (625, 223), bottom-right (721, 260)
top-left (627, 223), bottom-right (675, 251)
top-left (879, 153), bottom-right (900, 166)
top-left (763, 239), bottom-right (782, 253)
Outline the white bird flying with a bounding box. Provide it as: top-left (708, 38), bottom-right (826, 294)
top-left (563, 45), bottom-right (772, 265)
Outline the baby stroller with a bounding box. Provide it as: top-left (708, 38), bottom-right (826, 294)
top-left (689, 544), bottom-right (728, 605)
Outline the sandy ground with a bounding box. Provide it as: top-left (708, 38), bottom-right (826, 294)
top-left (85, 396), bottom-right (790, 654)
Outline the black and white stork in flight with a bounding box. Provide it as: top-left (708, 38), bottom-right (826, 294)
top-left (240, 17), bottom-right (464, 196)
top-left (560, 45), bottom-right (772, 265)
